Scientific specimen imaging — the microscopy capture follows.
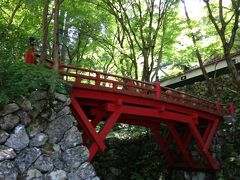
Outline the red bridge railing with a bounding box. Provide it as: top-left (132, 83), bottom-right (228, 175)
top-left (48, 63), bottom-right (234, 116)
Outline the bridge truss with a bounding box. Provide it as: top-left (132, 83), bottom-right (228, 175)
top-left (51, 63), bottom-right (234, 170)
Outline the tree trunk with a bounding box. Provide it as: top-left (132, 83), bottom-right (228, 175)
top-left (53, 0), bottom-right (64, 70)
top-left (60, 11), bottom-right (67, 63)
top-left (204, 0), bottom-right (240, 88)
top-left (142, 52), bottom-right (151, 82)
top-left (40, 0), bottom-right (50, 64)
top-left (195, 49), bottom-right (217, 96)
top-left (182, 0), bottom-right (217, 97)
top-left (223, 46), bottom-right (240, 86)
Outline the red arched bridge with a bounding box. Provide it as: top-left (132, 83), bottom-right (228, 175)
top-left (48, 62), bottom-right (234, 171)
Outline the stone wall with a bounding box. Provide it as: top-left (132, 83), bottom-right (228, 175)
top-left (93, 74), bottom-right (240, 180)
top-left (178, 74), bottom-right (240, 113)
top-left (0, 91), bottom-right (99, 180)
top-left (176, 74), bottom-right (240, 180)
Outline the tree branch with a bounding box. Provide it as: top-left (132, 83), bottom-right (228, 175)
top-left (8, 0), bottom-right (23, 25)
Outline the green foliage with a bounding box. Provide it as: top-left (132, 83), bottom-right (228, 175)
top-left (0, 61), bottom-right (65, 107)
top-left (0, 24), bottom-right (28, 62)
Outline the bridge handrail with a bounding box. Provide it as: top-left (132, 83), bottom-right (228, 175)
top-left (50, 63), bottom-right (233, 115)
top-left (60, 64), bottom-right (155, 86)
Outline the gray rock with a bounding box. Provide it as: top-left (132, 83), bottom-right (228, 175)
top-left (33, 99), bottom-right (49, 113)
top-left (45, 114), bottom-right (73, 144)
top-left (0, 160), bottom-right (18, 178)
top-left (91, 177), bottom-right (100, 180)
top-left (17, 110), bottom-right (31, 125)
top-left (69, 162), bottom-right (96, 180)
top-left (0, 130), bottom-right (9, 144)
top-left (31, 91), bottom-right (47, 101)
top-left (27, 117), bottom-right (48, 138)
top-left (60, 126), bottom-right (82, 150)
top-left (47, 170), bottom-right (67, 180)
top-left (3, 173), bottom-right (18, 180)
top-left (29, 108), bottom-right (40, 119)
top-left (25, 168), bottom-right (43, 180)
top-left (49, 108), bottom-right (57, 121)
top-left (15, 147), bottom-right (41, 173)
top-left (53, 144), bottom-right (61, 152)
top-left (5, 125), bottom-right (29, 151)
top-left (34, 154), bottom-right (53, 173)
top-left (57, 106), bottom-right (71, 118)
top-left (55, 93), bottom-right (68, 102)
top-left (0, 103), bottom-right (19, 116)
top-left (40, 110), bottom-right (50, 119)
top-left (30, 133), bottom-right (48, 147)
top-left (0, 145), bottom-right (16, 161)
top-left (53, 101), bottom-right (65, 112)
top-left (62, 145), bottom-right (89, 170)
top-left (15, 96), bottom-right (32, 111)
top-left (51, 152), bottom-right (64, 170)
top-left (0, 114), bottom-right (20, 130)
top-left (64, 98), bottom-right (72, 106)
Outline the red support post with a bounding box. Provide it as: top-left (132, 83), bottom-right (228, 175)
top-left (70, 97), bottom-right (106, 151)
top-left (229, 102), bottom-right (235, 115)
top-left (215, 102), bottom-right (221, 112)
top-left (82, 112), bottom-right (104, 145)
top-left (155, 82), bottom-right (161, 98)
top-left (188, 123), bottom-right (220, 170)
top-left (95, 73), bottom-right (100, 86)
top-left (167, 123), bottom-right (194, 167)
top-left (88, 108), bottom-right (122, 161)
top-left (151, 127), bottom-right (175, 166)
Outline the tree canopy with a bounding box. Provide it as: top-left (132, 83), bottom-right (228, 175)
top-left (0, 0), bottom-right (240, 84)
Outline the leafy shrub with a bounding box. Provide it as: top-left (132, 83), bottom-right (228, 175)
top-left (0, 61), bottom-right (65, 107)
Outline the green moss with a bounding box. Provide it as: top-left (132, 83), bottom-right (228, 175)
top-left (42, 143), bottom-right (54, 154)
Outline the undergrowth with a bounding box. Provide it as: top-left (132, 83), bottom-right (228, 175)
top-left (0, 61), bottom-right (66, 107)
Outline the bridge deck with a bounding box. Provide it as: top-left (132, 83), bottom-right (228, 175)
top-left (53, 63), bottom-right (234, 170)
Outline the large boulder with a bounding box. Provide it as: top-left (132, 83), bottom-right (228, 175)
top-left (15, 96), bottom-right (32, 111)
top-left (0, 103), bottom-right (19, 116)
top-left (54, 92), bottom-right (68, 102)
top-left (5, 125), bottom-right (29, 151)
top-left (68, 162), bottom-right (96, 180)
top-left (60, 126), bottom-right (82, 151)
top-left (15, 147), bottom-right (41, 173)
top-left (62, 146), bottom-right (89, 170)
top-left (0, 114), bottom-right (19, 130)
top-left (30, 133), bottom-right (48, 147)
top-left (25, 168), bottom-right (43, 180)
top-left (17, 110), bottom-right (31, 126)
top-left (45, 114), bottom-right (74, 144)
top-left (34, 154), bottom-right (54, 173)
top-left (27, 117), bottom-right (48, 138)
top-left (47, 170), bottom-right (67, 180)
top-left (0, 130), bottom-right (9, 144)
top-left (0, 145), bottom-right (16, 161)
top-left (0, 160), bottom-right (18, 179)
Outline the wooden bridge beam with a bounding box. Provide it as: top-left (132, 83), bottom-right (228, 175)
top-left (70, 97), bottom-right (106, 151)
top-left (188, 123), bottom-right (220, 170)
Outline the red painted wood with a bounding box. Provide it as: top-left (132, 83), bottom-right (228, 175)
top-left (167, 123), bottom-right (194, 167)
top-left (70, 97), bottom-right (106, 151)
top-left (151, 128), bottom-right (176, 166)
top-left (82, 112), bottom-right (104, 145)
top-left (188, 123), bottom-right (220, 170)
top-left (204, 120), bottom-right (219, 150)
top-left (49, 63), bottom-right (234, 170)
top-left (88, 109), bottom-right (122, 161)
